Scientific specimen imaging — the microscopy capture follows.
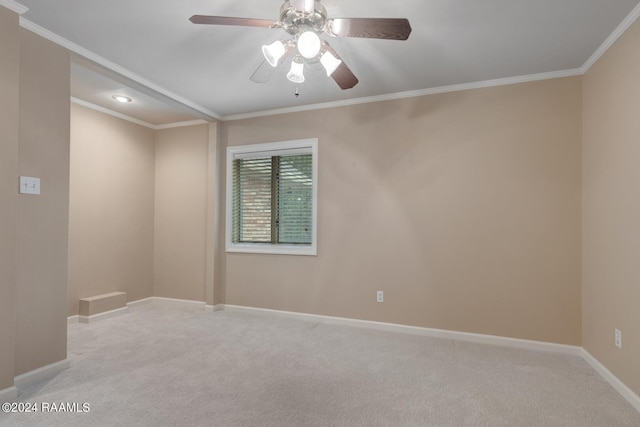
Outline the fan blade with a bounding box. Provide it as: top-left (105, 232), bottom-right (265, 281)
top-left (324, 45), bottom-right (358, 90)
top-left (332, 62), bottom-right (359, 90)
top-left (250, 60), bottom-right (277, 83)
top-left (189, 15), bottom-right (278, 28)
top-left (290, 0), bottom-right (315, 13)
top-left (326, 18), bottom-right (412, 40)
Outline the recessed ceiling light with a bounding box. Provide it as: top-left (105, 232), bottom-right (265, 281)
top-left (112, 95), bottom-right (132, 103)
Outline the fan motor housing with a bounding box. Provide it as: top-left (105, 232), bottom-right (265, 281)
top-left (280, 0), bottom-right (327, 35)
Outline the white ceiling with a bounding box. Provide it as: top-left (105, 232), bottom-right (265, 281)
top-left (12, 0), bottom-right (640, 122)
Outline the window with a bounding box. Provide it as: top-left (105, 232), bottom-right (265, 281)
top-left (226, 138), bottom-right (318, 255)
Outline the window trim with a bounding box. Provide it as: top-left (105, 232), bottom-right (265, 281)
top-left (225, 138), bottom-right (318, 256)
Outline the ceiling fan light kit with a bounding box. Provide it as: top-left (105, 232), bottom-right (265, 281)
top-left (190, 0), bottom-right (412, 90)
top-left (262, 40), bottom-right (289, 67)
top-left (319, 48), bottom-right (342, 77)
top-left (287, 56), bottom-right (306, 83)
top-left (296, 31), bottom-right (322, 59)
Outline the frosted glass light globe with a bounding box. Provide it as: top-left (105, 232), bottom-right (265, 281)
top-left (320, 51), bottom-right (342, 76)
top-left (297, 31), bottom-right (321, 59)
top-left (287, 57), bottom-right (305, 83)
top-left (262, 40), bottom-right (287, 67)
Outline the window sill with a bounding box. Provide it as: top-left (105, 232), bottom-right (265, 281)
top-left (226, 243), bottom-right (317, 256)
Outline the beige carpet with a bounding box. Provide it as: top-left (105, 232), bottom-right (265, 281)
top-left (1, 300), bottom-right (638, 426)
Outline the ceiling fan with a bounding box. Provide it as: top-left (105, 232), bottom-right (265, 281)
top-left (189, 0), bottom-right (412, 90)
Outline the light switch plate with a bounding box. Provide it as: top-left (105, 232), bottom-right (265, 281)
top-left (615, 328), bottom-right (622, 349)
top-left (19, 176), bottom-right (41, 195)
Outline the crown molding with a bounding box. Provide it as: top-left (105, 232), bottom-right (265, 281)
top-left (0, 0), bottom-right (28, 14)
top-left (71, 97), bottom-right (210, 130)
top-left (222, 68), bottom-right (583, 121)
top-left (19, 17), bottom-right (222, 121)
top-left (581, 2), bottom-right (640, 73)
top-left (155, 120), bottom-right (209, 130)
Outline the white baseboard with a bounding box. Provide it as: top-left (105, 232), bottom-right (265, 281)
top-left (79, 306), bottom-right (129, 324)
top-left (212, 304), bottom-right (224, 312)
top-left (0, 386), bottom-right (17, 402)
top-left (68, 297), bottom-right (152, 322)
top-left (581, 348), bottom-right (640, 413)
top-left (69, 297), bottom-right (208, 323)
top-left (221, 304), bottom-right (640, 413)
top-left (152, 297), bottom-right (206, 307)
top-left (221, 305), bottom-right (581, 356)
top-left (14, 359), bottom-right (70, 389)
top-left (127, 297), bottom-right (154, 308)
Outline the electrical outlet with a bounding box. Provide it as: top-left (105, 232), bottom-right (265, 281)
top-left (615, 328), bottom-right (622, 349)
top-left (376, 291), bottom-right (384, 303)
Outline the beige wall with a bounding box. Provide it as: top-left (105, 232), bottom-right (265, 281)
top-left (0, 6), bottom-right (20, 392)
top-left (583, 18), bottom-right (640, 396)
top-left (68, 104), bottom-right (155, 316)
top-left (213, 123), bottom-right (226, 306)
top-left (221, 77), bottom-right (583, 345)
top-left (69, 110), bottom-right (216, 309)
top-left (15, 29), bottom-right (70, 376)
top-left (154, 124), bottom-right (211, 301)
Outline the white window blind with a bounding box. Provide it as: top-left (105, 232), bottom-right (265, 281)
top-left (232, 154), bottom-right (312, 244)
top-left (226, 139), bottom-right (317, 256)
top-left (277, 154), bottom-right (313, 244)
top-left (232, 157), bottom-right (273, 243)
